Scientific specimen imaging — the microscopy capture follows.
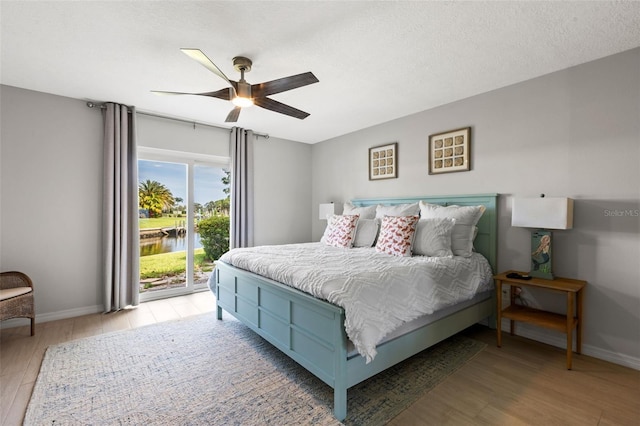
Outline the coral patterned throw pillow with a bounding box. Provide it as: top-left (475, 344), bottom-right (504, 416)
top-left (375, 215), bottom-right (420, 257)
top-left (321, 214), bottom-right (360, 248)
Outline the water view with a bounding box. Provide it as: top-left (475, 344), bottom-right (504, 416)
top-left (140, 233), bottom-right (204, 257)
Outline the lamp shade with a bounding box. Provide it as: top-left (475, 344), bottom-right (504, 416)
top-left (512, 197), bottom-right (574, 230)
top-left (319, 203), bottom-right (335, 220)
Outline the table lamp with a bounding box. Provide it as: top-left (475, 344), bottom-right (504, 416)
top-left (319, 203), bottom-right (335, 220)
top-left (511, 195), bottom-right (574, 280)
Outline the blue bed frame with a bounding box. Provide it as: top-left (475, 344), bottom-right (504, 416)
top-left (214, 193), bottom-right (498, 421)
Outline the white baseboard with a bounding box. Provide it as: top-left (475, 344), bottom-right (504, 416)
top-left (0, 304), bottom-right (104, 329)
top-left (500, 319), bottom-right (640, 371)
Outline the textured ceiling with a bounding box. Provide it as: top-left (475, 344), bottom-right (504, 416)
top-left (1, 1), bottom-right (639, 143)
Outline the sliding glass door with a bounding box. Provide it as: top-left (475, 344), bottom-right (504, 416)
top-left (137, 150), bottom-right (230, 302)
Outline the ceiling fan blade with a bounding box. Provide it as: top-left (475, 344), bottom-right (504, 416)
top-left (205, 87), bottom-right (234, 100)
top-left (180, 48), bottom-right (237, 96)
top-left (151, 88), bottom-right (234, 100)
top-left (225, 107), bottom-right (241, 123)
top-left (151, 90), bottom-right (193, 96)
top-left (251, 72), bottom-right (319, 97)
top-left (254, 97), bottom-right (310, 120)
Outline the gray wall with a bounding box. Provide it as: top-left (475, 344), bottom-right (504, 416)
top-left (0, 85), bottom-right (312, 321)
top-left (137, 113), bottom-right (231, 158)
top-left (1, 86), bottom-right (104, 319)
top-left (311, 48), bottom-right (640, 368)
top-left (254, 136), bottom-right (312, 245)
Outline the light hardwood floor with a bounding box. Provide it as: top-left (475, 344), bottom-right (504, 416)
top-left (1, 291), bottom-right (638, 425)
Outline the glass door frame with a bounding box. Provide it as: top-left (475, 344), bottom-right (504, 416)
top-left (137, 146), bottom-right (230, 303)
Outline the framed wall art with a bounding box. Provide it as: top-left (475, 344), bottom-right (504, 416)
top-left (428, 127), bottom-right (471, 174)
top-left (369, 142), bottom-right (397, 180)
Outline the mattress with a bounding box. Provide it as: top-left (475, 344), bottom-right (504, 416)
top-left (219, 242), bottom-right (493, 362)
top-left (346, 289), bottom-right (493, 358)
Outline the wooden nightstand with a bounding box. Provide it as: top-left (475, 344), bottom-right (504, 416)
top-left (494, 270), bottom-right (586, 370)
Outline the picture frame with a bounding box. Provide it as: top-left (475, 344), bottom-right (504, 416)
top-left (428, 127), bottom-right (471, 174)
top-left (369, 142), bottom-right (398, 180)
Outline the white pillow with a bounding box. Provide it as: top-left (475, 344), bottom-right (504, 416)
top-left (343, 202), bottom-right (377, 219)
top-left (375, 215), bottom-right (420, 257)
top-left (320, 214), bottom-right (360, 248)
top-left (419, 201), bottom-right (486, 257)
top-left (353, 219), bottom-right (380, 247)
top-left (412, 218), bottom-right (456, 257)
top-left (375, 202), bottom-right (420, 219)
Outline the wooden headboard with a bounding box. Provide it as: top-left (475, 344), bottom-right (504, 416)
top-left (351, 193), bottom-right (498, 273)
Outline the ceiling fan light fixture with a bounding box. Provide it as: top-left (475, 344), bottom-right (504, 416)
top-left (231, 95), bottom-right (254, 108)
top-left (232, 80), bottom-right (253, 107)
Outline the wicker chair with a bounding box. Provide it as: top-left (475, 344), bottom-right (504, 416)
top-left (0, 271), bottom-right (35, 335)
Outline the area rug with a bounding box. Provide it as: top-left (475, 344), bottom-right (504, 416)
top-left (25, 312), bottom-right (485, 425)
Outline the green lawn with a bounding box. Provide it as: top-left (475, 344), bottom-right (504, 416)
top-left (139, 217), bottom-right (190, 229)
top-left (139, 216), bottom-right (218, 281)
top-left (139, 248), bottom-right (214, 279)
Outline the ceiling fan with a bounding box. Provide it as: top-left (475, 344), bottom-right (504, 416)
top-left (152, 48), bottom-right (319, 123)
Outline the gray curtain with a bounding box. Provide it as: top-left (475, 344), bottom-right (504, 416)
top-left (103, 103), bottom-right (139, 312)
top-left (230, 127), bottom-right (254, 248)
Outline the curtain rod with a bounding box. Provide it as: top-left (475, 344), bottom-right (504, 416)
top-left (86, 101), bottom-right (269, 139)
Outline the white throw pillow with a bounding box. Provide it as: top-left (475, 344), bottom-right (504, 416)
top-left (419, 201), bottom-right (486, 257)
top-left (352, 219), bottom-right (380, 247)
top-left (412, 218), bottom-right (456, 257)
top-left (321, 214), bottom-right (360, 248)
top-left (343, 202), bottom-right (377, 219)
top-left (375, 202), bottom-right (420, 219)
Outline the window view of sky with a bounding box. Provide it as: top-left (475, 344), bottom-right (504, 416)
top-left (138, 160), bottom-right (228, 206)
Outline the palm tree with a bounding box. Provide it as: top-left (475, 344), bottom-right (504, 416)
top-left (212, 198), bottom-right (230, 216)
top-left (222, 169), bottom-right (230, 195)
top-left (138, 180), bottom-right (174, 218)
top-left (172, 197), bottom-right (185, 214)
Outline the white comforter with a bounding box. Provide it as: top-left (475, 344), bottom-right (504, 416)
top-left (219, 243), bottom-right (493, 362)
